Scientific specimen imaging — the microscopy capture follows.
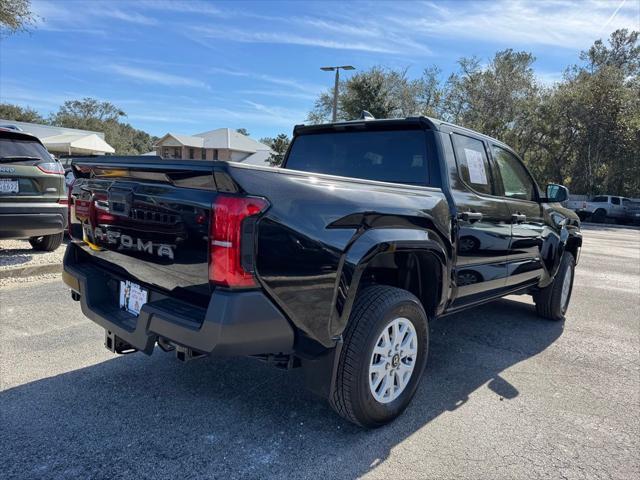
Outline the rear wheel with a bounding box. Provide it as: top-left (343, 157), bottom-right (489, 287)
top-left (330, 285), bottom-right (429, 428)
top-left (533, 252), bottom-right (575, 321)
top-left (29, 232), bottom-right (63, 251)
top-left (592, 208), bottom-right (607, 223)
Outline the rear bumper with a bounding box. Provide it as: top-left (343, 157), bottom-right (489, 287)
top-left (62, 243), bottom-right (294, 356)
top-left (0, 203), bottom-right (67, 239)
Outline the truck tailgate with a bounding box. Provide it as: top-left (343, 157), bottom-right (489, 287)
top-left (68, 158), bottom-right (218, 304)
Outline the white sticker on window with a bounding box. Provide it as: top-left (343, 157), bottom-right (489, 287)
top-left (464, 148), bottom-right (488, 185)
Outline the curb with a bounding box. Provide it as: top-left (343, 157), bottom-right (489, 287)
top-left (0, 263), bottom-right (62, 280)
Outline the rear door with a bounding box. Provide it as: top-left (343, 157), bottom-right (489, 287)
top-left (447, 132), bottom-right (513, 307)
top-left (489, 144), bottom-right (545, 289)
top-left (609, 196), bottom-right (624, 219)
top-left (0, 132), bottom-right (64, 204)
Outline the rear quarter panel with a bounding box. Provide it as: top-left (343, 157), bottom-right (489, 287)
top-left (229, 165), bottom-right (451, 347)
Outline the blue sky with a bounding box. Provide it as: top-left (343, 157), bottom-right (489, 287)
top-left (1, 0), bottom-right (638, 140)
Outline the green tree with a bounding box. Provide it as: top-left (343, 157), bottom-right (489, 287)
top-left (0, 0), bottom-right (36, 35)
top-left (305, 31), bottom-right (639, 196)
top-left (539, 29), bottom-right (639, 196)
top-left (236, 128), bottom-right (250, 136)
top-left (443, 49), bottom-right (540, 155)
top-left (308, 66), bottom-right (430, 123)
top-left (260, 133), bottom-right (290, 167)
top-left (0, 102), bottom-right (45, 123)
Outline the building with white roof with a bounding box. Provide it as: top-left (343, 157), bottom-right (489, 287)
top-left (154, 128), bottom-right (272, 165)
top-left (0, 119), bottom-right (115, 155)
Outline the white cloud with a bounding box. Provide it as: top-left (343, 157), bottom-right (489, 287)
top-left (237, 90), bottom-right (317, 101)
top-left (32, 0), bottom-right (158, 30)
top-left (99, 9), bottom-right (158, 26)
top-left (106, 65), bottom-right (208, 88)
top-left (192, 26), bottom-right (410, 54)
top-left (208, 68), bottom-right (324, 94)
top-left (136, 0), bottom-right (223, 16)
top-left (384, 0), bottom-right (639, 50)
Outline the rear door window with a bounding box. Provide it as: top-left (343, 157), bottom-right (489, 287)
top-left (592, 196), bottom-right (608, 202)
top-left (285, 129), bottom-right (430, 185)
top-left (611, 197), bottom-right (621, 205)
top-left (451, 133), bottom-right (493, 195)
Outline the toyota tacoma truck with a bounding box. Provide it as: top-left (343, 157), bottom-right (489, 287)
top-left (63, 117), bottom-right (581, 427)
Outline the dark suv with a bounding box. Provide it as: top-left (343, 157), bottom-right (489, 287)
top-left (0, 128), bottom-right (67, 251)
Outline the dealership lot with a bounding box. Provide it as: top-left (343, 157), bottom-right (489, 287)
top-left (1, 224), bottom-right (638, 480)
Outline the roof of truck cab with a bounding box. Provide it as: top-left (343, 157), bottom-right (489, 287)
top-left (293, 116), bottom-right (511, 149)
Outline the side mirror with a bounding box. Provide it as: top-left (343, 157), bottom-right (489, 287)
top-left (546, 183), bottom-right (568, 203)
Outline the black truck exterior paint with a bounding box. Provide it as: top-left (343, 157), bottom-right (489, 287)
top-left (63, 117), bottom-right (581, 426)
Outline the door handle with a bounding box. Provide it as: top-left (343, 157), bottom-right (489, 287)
top-left (512, 213), bottom-right (527, 223)
top-left (459, 211), bottom-right (483, 223)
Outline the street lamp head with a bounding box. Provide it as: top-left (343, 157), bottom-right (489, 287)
top-left (320, 66), bottom-right (355, 71)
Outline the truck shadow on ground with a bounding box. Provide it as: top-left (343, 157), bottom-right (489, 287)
top-left (0, 239), bottom-right (69, 268)
top-left (1, 297), bottom-right (563, 480)
top-left (0, 247), bottom-right (34, 267)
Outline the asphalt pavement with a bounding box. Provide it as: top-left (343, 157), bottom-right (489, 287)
top-left (1, 224), bottom-right (638, 480)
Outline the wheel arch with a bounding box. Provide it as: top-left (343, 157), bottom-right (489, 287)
top-left (329, 227), bottom-right (450, 341)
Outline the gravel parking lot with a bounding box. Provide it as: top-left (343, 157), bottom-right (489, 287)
top-left (1, 224), bottom-right (638, 480)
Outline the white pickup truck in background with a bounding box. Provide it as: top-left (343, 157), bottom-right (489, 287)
top-left (566, 195), bottom-right (639, 224)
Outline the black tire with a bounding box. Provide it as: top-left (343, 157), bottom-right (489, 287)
top-left (458, 235), bottom-right (480, 253)
top-left (592, 208), bottom-right (607, 223)
top-left (533, 252), bottom-right (575, 321)
top-left (29, 232), bottom-right (63, 251)
top-left (330, 285), bottom-right (429, 428)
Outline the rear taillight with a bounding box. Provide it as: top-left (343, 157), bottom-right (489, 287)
top-left (209, 194), bottom-right (269, 288)
top-left (37, 162), bottom-right (64, 175)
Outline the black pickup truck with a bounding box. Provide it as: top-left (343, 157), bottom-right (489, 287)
top-left (63, 117), bottom-right (581, 427)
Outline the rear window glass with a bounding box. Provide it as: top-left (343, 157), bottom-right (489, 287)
top-left (592, 196), bottom-right (608, 202)
top-left (0, 138), bottom-right (51, 162)
top-left (285, 129), bottom-right (429, 185)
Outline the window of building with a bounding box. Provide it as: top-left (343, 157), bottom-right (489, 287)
top-left (189, 148), bottom-right (195, 159)
top-left (201, 149), bottom-right (206, 160)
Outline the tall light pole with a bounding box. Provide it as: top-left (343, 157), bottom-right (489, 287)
top-left (320, 65), bottom-right (355, 122)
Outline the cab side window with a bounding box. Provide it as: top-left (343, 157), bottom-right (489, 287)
top-left (611, 197), bottom-right (621, 205)
top-left (452, 133), bottom-right (493, 195)
top-left (492, 145), bottom-right (537, 201)
top-left (592, 196), bottom-right (608, 202)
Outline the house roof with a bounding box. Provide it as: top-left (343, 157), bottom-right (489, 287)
top-left (240, 150), bottom-right (272, 165)
top-left (155, 128), bottom-right (270, 153)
